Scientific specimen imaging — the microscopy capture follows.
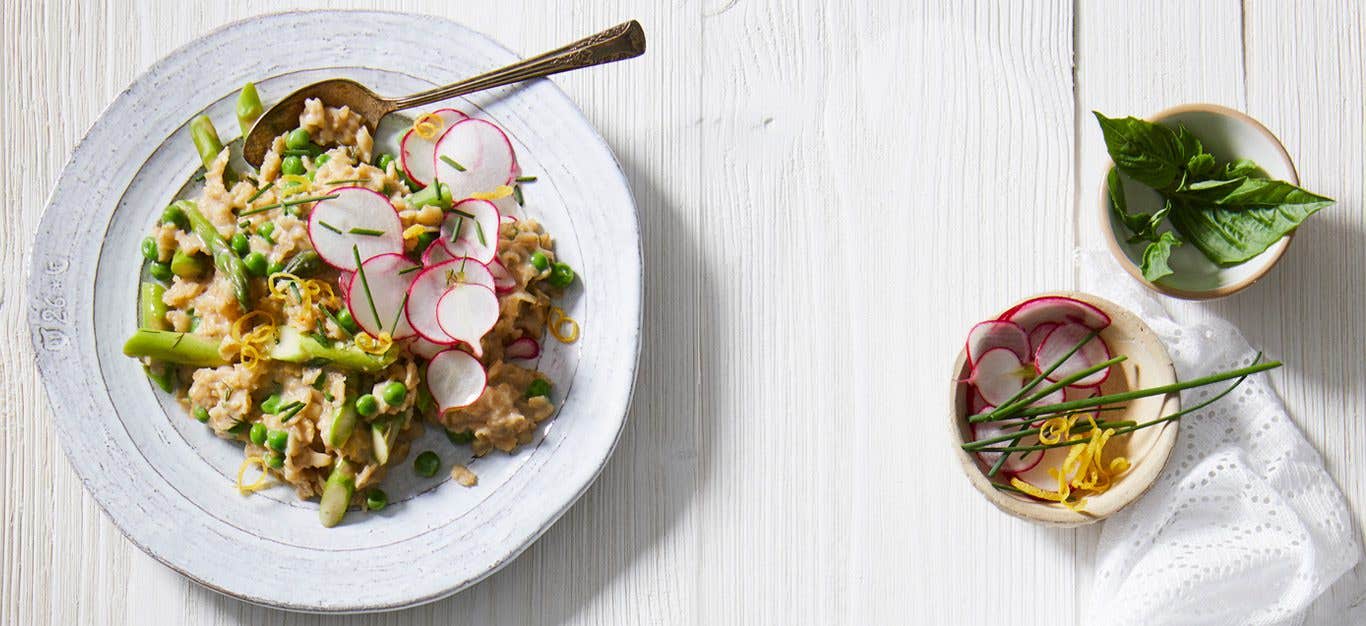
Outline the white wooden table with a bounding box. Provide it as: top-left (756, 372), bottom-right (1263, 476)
top-left (4, 1), bottom-right (1364, 623)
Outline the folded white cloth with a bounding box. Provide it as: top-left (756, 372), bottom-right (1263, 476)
top-left (1081, 252), bottom-right (1361, 625)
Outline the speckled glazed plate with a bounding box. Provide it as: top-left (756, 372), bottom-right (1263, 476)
top-left (26, 11), bottom-right (640, 613)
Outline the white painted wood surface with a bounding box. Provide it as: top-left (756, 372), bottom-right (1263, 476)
top-left (3, 1), bottom-right (1362, 623)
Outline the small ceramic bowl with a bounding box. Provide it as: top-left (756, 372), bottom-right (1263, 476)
top-left (1099, 103), bottom-right (1299, 299)
top-left (948, 292), bottom-right (1180, 526)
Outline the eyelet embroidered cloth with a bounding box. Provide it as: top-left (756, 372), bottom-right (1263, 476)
top-left (1082, 251), bottom-right (1362, 625)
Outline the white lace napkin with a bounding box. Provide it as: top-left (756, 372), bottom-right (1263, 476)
top-left (1080, 251), bottom-right (1361, 625)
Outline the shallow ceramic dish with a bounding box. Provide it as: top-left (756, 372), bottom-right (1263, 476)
top-left (26, 11), bottom-right (640, 613)
top-left (948, 292), bottom-right (1179, 526)
top-left (1099, 103), bottom-right (1298, 299)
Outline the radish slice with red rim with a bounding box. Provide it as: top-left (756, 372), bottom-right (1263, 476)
top-left (406, 335), bottom-right (447, 360)
top-left (425, 348), bottom-right (487, 410)
top-left (972, 421), bottom-right (1043, 474)
top-left (966, 320), bottom-right (1029, 365)
top-left (966, 347), bottom-right (1032, 406)
top-left (307, 187), bottom-right (403, 271)
top-left (1034, 322), bottom-right (1112, 386)
top-left (436, 283), bottom-right (499, 357)
top-left (432, 118), bottom-right (517, 200)
top-left (437, 198), bottom-right (500, 264)
top-left (488, 258), bottom-right (517, 294)
top-left (504, 336), bottom-right (541, 360)
top-left (399, 108), bottom-right (468, 188)
top-left (337, 271), bottom-right (353, 296)
top-left (405, 259), bottom-right (494, 344)
top-left (422, 238), bottom-right (455, 266)
top-left (345, 253), bottom-right (418, 339)
top-left (1027, 322), bottom-right (1059, 358)
top-left (1000, 296), bottom-right (1111, 334)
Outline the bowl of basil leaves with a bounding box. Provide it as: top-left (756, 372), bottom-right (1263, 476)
top-left (1095, 103), bottom-right (1333, 299)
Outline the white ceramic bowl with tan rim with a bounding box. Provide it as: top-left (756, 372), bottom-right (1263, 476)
top-left (1098, 103), bottom-right (1299, 300)
top-left (948, 292), bottom-right (1180, 526)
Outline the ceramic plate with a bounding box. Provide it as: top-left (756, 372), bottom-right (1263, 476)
top-left (26, 11), bottom-right (640, 613)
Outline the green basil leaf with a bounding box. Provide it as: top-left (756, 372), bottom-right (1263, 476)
top-left (1167, 193), bottom-right (1331, 265)
top-left (1140, 231), bottom-right (1181, 282)
top-left (1094, 112), bottom-right (1196, 189)
top-left (1222, 158), bottom-right (1261, 179)
top-left (1186, 153), bottom-right (1216, 178)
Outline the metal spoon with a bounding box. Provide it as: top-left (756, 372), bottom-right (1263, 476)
top-left (242, 20), bottom-right (645, 166)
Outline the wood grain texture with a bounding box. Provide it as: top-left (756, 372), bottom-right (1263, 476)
top-left (3, 0), bottom-right (1363, 624)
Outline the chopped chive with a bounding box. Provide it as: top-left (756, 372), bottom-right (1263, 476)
top-left (348, 227), bottom-right (386, 236)
top-left (278, 401), bottom-right (306, 423)
top-left (398, 265), bottom-right (422, 275)
top-left (514, 175), bottom-right (537, 183)
top-left (513, 184), bottom-right (524, 206)
top-left (318, 220), bottom-right (342, 234)
top-left (450, 207), bottom-right (476, 219)
top-left (440, 156), bottom-right (466, 172)
top-left (240, 193), bottom-right (339, 217)
top-left (474, 220), bottom-right (487, 246)
top-left (317, 303), bottom-right (352, 338)
top-left (322, 178), bottom-right (369, 185)
top-left (388, 292), bottom-right (409, 334)
top-left (352, 245), bottom-right (382, 331)
top-left (282, 149), bottom-right (318, 156)
top-left (247, 181), bottom-right (276, 203)
top-left (450, 216), bottom-right (464, 243)
top-left (288, 281), bottom-right (302, 304)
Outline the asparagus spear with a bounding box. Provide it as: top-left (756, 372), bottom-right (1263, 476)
top-left (123, 328), bottom-right (227, 367)
top-left (178, 200), bottom-right (250, 309)
top-left (404, 182), bottom-right (454, 210)
top-left (319, 458), bottom-right (356, 527)
top-left (326, 397), bottom-right (359, 449)
top-left (189, 115), bottom-right (235, 184)
top-left (280, 250), bottom-right (322, 277)
top-left (270, 327), bottom-right (396, 372)
top-left (139, 282), bottom-right (168, 330)
top-left (123, 327), bottom-right (396, 372)
top-left (235, 82), bottom-right (263, 139)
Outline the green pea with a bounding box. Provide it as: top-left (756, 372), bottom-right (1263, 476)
top-left (548, 262), bottom-right (575, 288)
top-left (314, 154), bottom-right (331, 167)
top-left (285, 128), bottom-right (312, 150)
top-left (170, 250), bottom-right (208, 279)
top-left (148, 261), bottom-right (173, 282)
top-left (243, 251), bottom-right (268, 277)
top-left (355, 394), bottom-right (379, 417)
top-left (258, 221), bottom-right (276, 241)
top-left (160, 204), bottom-right (188, 229)
top-left (249, 422), bottom-right (267, 445)
top-left (231, 231), bottom-right (250, 256)
top-left (335, 309), bottom-right (359, 334)
top-left (260, 393), bottom-right (283, 414)
top-left (529, 251), bottom-right (550, 271)
top-left (267, 261), bottom-right (285, 275)
top-left (267, 429), bottom-right (289, 452)
top-left (140, 237), bottom-right (159, 262)
top-left (375, 153), bottom-right (396, 171)
top-left (281, 155), bottom-right (305, 176)
top-left (265, 451), bottom-right (285, 469)
top-left (525, 378), bottom-right (552, 399)
top-left (381, 381), bottom-right (407, 406)
top-left (445, 429), bottom-right (474, 445)
top-left (365, 488), bottom-right (388, 512)
top-left (414, 451), bottom-right (440, 477)
top-left (193, 406), bottom-right (210, 423)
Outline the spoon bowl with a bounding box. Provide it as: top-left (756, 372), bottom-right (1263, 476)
top-left (243, 79), bottom-right (389, 165)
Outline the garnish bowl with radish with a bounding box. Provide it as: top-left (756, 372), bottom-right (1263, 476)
top-left (948, 292), bottom-right (1181, 526)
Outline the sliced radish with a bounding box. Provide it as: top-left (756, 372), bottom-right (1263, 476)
top-left (346, 253), bottom-right (418, 339)
top-left (488, 258), bottom-right (518, 294)
top-left (1000, 296), bottom-right (1111, 334)
top-left (431, 118), bottom-right (517, 200)
top-left (499, 213), bottom-right (517, 226)
top-left (1027, 322), bottom-right (1059, 358)
top-left (425, 348), bottom-right (487, 410)
top-left (1027, 386), bottom-right (1065, 408)
top-left (338, 271), bottom-right (353, 296)
top-left (972, 421), bottom-right (1043, 474)
top-left (1034, 322), bottom-right (1112, 386)
top-left (399, 108), bottom-right (469, 188)
top-left (504, 336), bottom-right (540, 360)
top-left (966, 320), bottom-right (1029, 365)
top-left (436, 283), bottom-right (499, 357)
top-left (307, 187), bottom-right (403, 271)
top-left (437, 198), bottom-right (500, 263)
top-left (406, 335), bottom-right (448, 360)
top-left (405, 259), bottom-right (495, 343)
top-left (966, 347), bottom-right (1033, 406)
top-left (422, 239), bottom-right (455, 266)
top-left (967, 389), bottom-right (992, 415)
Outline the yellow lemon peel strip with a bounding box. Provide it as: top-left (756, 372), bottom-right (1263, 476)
top-left (470, 185), bottom-right (514, 201)
top-left (236, 456), bottom-right (270, 495)
top-left (548, 307), bottom-right (580, 344)
top-left (356, 331), bottom-right (393, 355)
top-left (403, 224), bottom-right (436, 241)
top-left (413, 113), bottom-right (444, 140)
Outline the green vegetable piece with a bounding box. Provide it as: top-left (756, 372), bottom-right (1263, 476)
top-left (181, 200), bottom-right (250, 308)
top-left (261, 393), bottom-right (283, 414)
top-left (193, 406), bottom-right (210, 423)
top-left (286, 128), bottom-right (312, 150)
top-left (1093, 112), bottom-right (1203, 190)
top-left (1140, 231), bottom-right (1182, 282)
top-left (122, 329), bottom-right (227, 367)
top-left (404, 182), bottom-right (453, 210)
top-left (140, 237), bottom-right (160, 262)
top-left (249, 423), bottom-right (267, 445)
top-left (267, 261), bottom-right (285, 275)
top-left (258, 220), bottom-right (276, 241)
top-left (148, 261), bottom-right (172, 282)
top-left (414, 451), bottom-right (440, 477)
top-left (265, 451), bottom-right (285, 469)
top-left (281, 250), bottom-right (322, 277)
top-left (170, 249), bottom-right (209, 279)
top-left (319, 458), bottom-right (356, 527)
top-left (243, 251), bottom-right (268, 277)
top-left (281, 155), bottom-right (305, 176)
top-left (355, 394), bottom-right (379, 417)
top-left (143, 364), bottom-right (175, 393)
top-left (314, 154), bottom-right (330, 167)
top-left (375, 153), bottom-right (396, 171)
top-left (415, 384), bottom-right (436, 417)
top-left (445, 429), bottom-right (474, 445)
top-left (334, 309), bottom-right (360, 334)
top-left (236, 82), bottom-right (264, 138)
top-left (160, 204), bottom-right (189, 229)
top-left (525, 378), bottom-right (551, 399)
top-left (230, 231), bottom-right (250, 256)
top-left (139, 282), bottom-right (168, 330)
top-left (226, 421), bottom-right (250, 435)
top-left (548, 262), bottom-right (575, 288)
top-left (414, 231), bottom-right (438, 256)
top-left (381, 381), bottom-right (407, 406)
top-left (267, 429), bottom-right (289, 453)
top-left (365, 488), bottom-right (388, 512)
top-left (529, 251), bottom-right (550, 271)
top-left (190, 114), bottom-right (227, 173)
top-left (327, 398), bottom-right (359, 448)
top-left (268, 327), bottom-right (396, 373)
